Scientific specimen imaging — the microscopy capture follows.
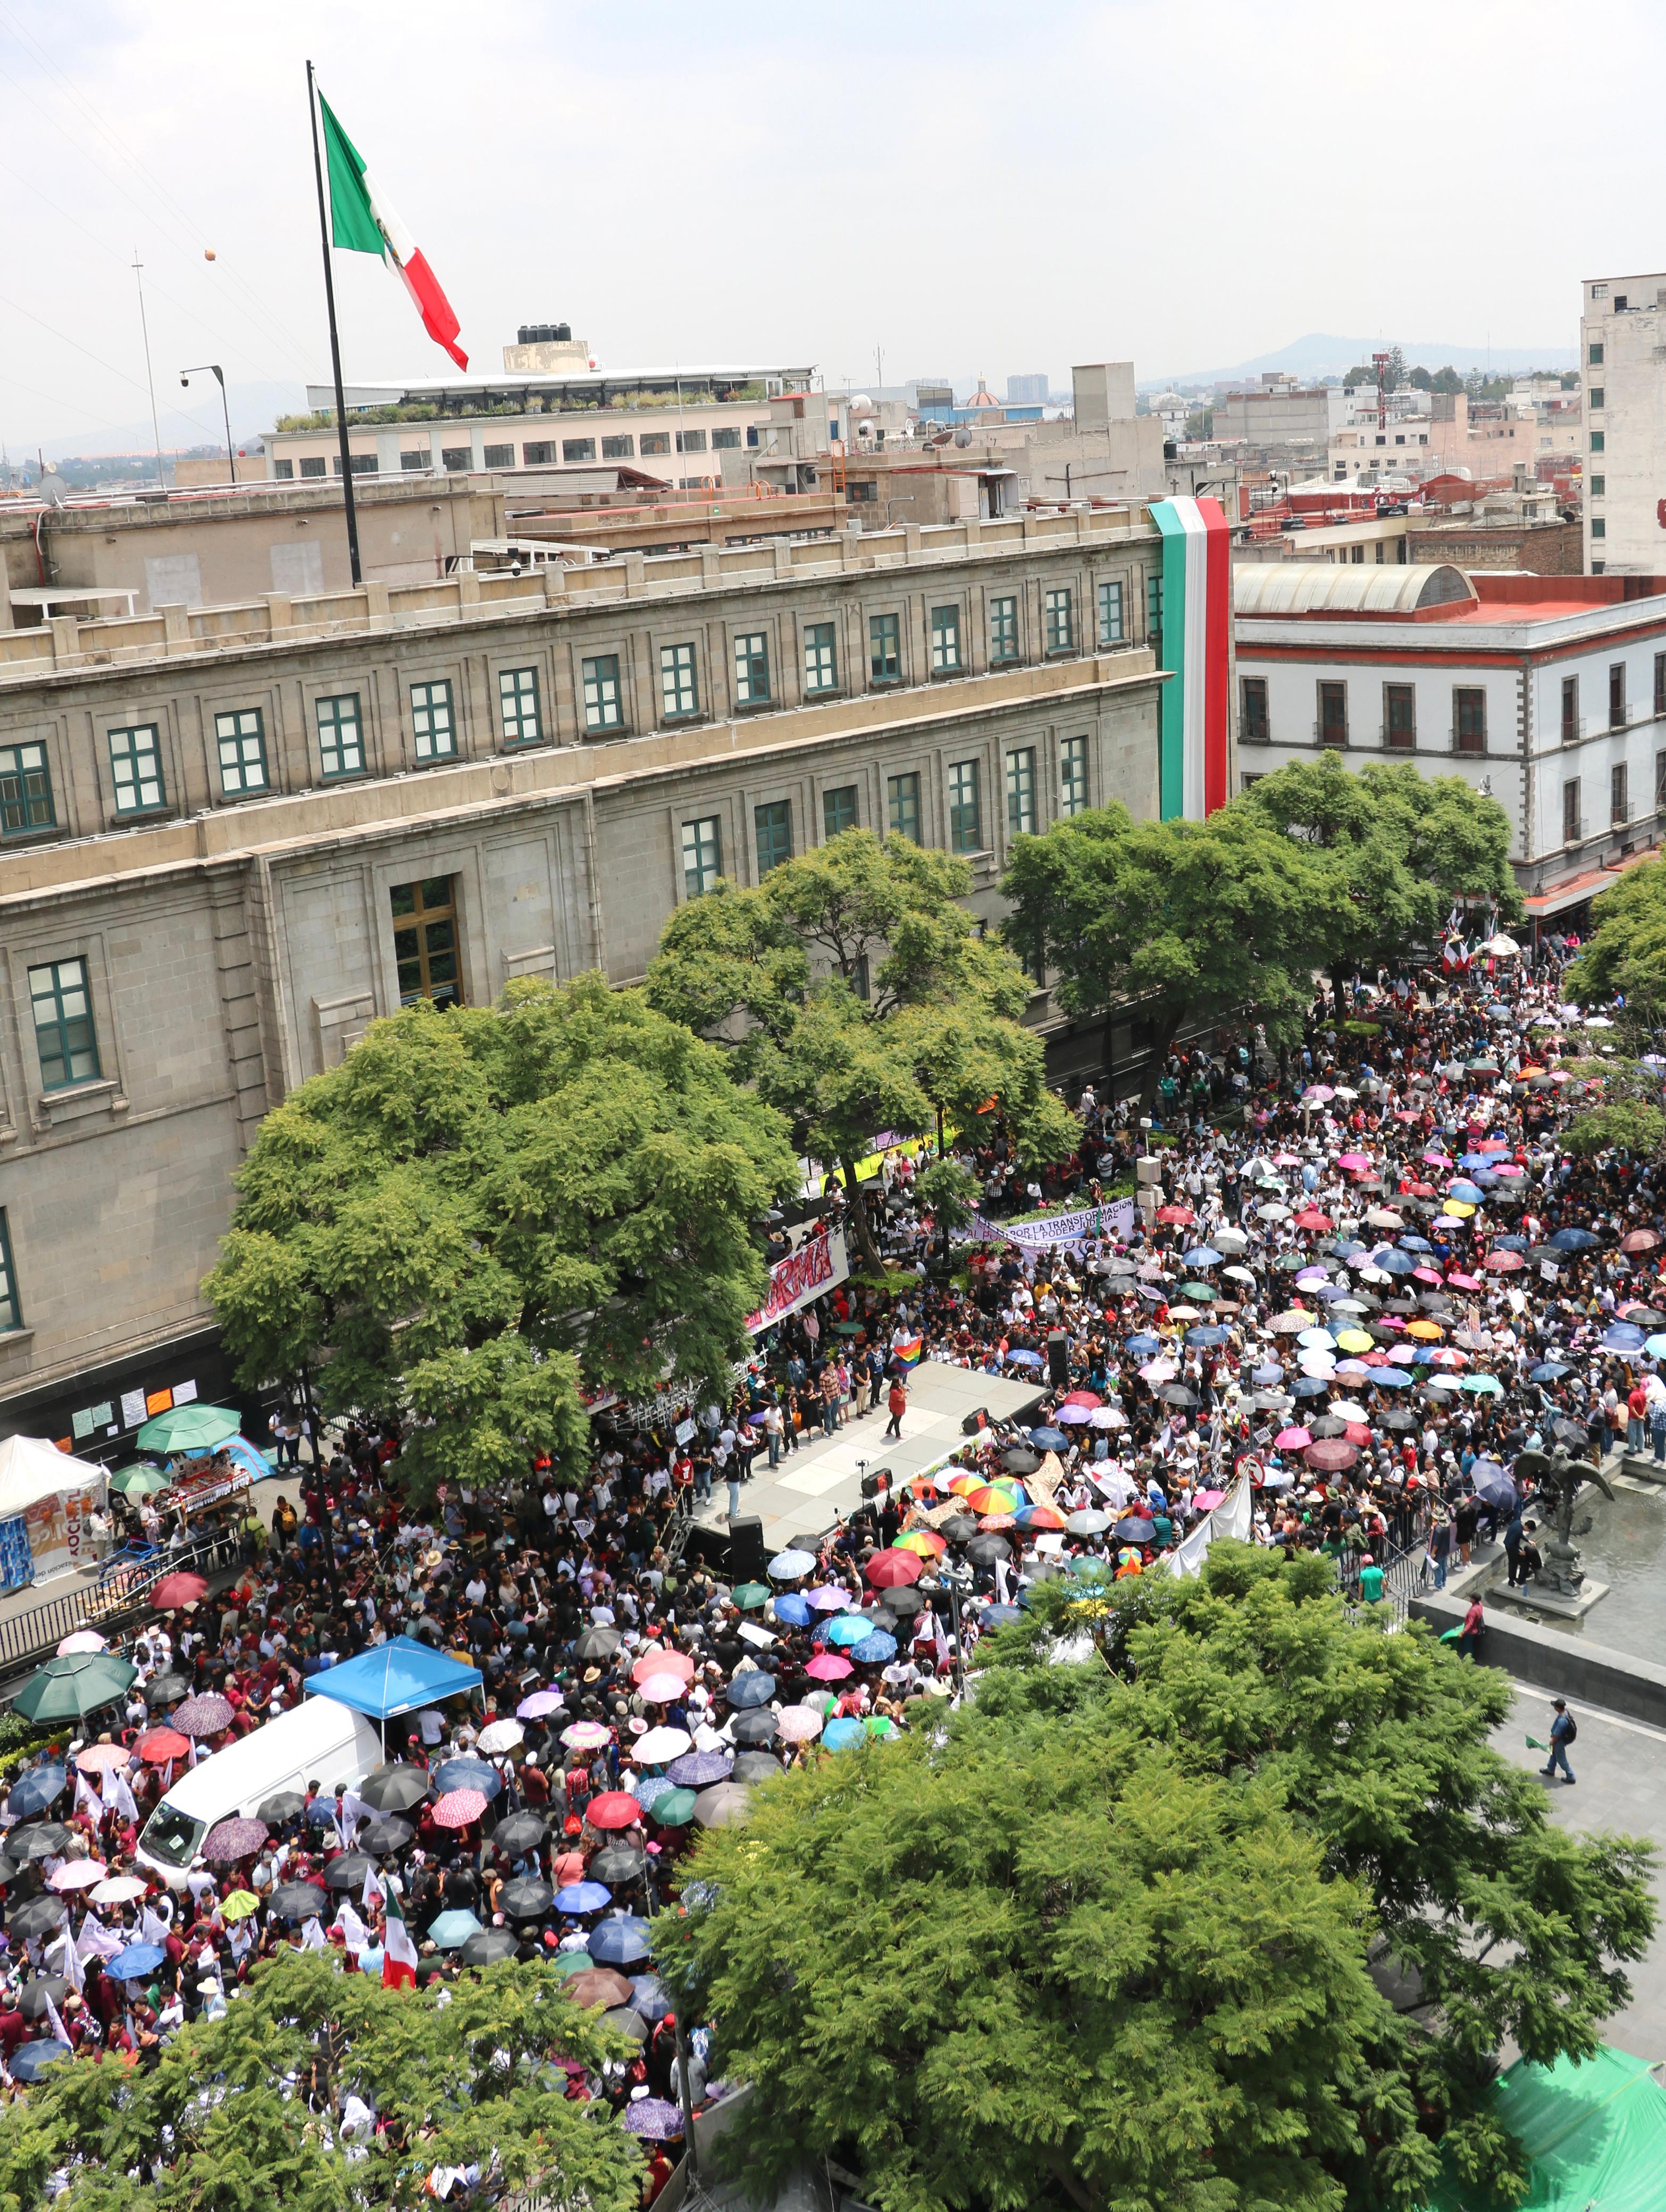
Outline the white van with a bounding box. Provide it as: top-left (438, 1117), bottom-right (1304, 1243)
top-left (136, 1696), bottom-right (384, 1890)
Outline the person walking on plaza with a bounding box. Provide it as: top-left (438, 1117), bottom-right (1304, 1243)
top-left (884, 1375), bottom-right (908, 1441)
top-left (1541, 1699), bottom-right (1577, 1785)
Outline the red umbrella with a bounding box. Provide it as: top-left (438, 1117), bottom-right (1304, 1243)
top-left (1060, 1389), bottom-right (1101, 1409)
top-left (1404, 1181), bottom-right (1437, 1199)
top-left (150, 1573), bottom-right (207, 1611)
top-left (1156, 1205), bottom-right (1194, 1225)
top-left (1306, 1439), bottom-right (1359, 1472)
top-left (1294, 1209), bottom-right (1333, 1231)
top-left (431, 1789), bottom-right (489, 1828)
top-left (631, 1650), bottom-right (695, 1687)
top-left (138, 1728), bottom-right (189, 1764)
top-left (1342, 1421), bottom-right (1372, 1445)
top-left (1484, 1250), bottom-right (1524, 1272)
top-left (584, 1792), bottom-right (643, 1831)
top-left (865, 1548), bottom-right (923, 1589)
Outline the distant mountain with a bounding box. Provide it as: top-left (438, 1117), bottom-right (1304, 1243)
top-left (1148, 332), bottom-right (1577, 390)
top-left (33, 379), bottom-right (306, 463)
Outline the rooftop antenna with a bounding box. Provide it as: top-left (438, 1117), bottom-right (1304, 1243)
top-left (132, 249), bottom-right (166, 491)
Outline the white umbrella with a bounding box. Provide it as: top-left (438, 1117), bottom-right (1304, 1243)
top-left (1212, 1227), bottom-right (1250, 1253)
top-left (1481, 934), bottom-right (1520, 957)
top-left (1223, 1265), bottom-right (1258, 1286)
top-left (1365, 1208), bottom-right (1404, 1229)
top-left (1257, 1203), bottom-right (1291, 1223)
top-left (90, 1875), bottom-right (148, 1905)
top-left (1330, 1398), bottom-right (1370, 1421)
top-left (633, 1726), bottom-right (694, 1765)
top-left (476, 1719), bottom-right (523, 1755)
top-left (49, 1861), bottom-right (107, 1891)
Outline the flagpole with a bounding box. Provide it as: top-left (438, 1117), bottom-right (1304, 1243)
top-left (306, 58), bottom-right (364, 587)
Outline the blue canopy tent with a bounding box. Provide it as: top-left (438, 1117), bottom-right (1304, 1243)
top-left (305, 1637), bottom-right (482, 1750)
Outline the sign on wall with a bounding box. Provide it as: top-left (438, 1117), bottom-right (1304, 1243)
top-left (746, 1224), bottom-right (850, 1335)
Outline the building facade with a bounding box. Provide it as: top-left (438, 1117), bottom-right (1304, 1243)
top-left (0, 506), bottom-right (1169, 1447)
top-left (1580, 272), bottom-right (1666, 574)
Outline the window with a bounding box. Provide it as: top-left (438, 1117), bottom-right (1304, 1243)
top-left (214, 708), bottom-right (268, 795)
top-left (989, 595), bottom-right (1019, 664)
top-left (316, 693), bottom-right (364, 778)
top-left (681, 817), bottom-right (722, 899)
top-left (1589, 342), bottom-right (1604, 365)
top-left (299, 456), bottom-right (326, 479)
top-left (1146, 572), bottom-right (1164, 655)
top-left (0, 741), bottom-right (54, 835)
top-left (1593, 518), bottom-right (1606, 540)
top-left (562, 438), bottom-right (596, 463)
top-left (108, 724), bottom-right (165, 813)
top-left (639, 432), bottom-right (671, 457)
top-left (390, 878), bottom-right (462, 1009)
top-left (400, 449), bottom-right (428, 472)
top-left (675, 429), bottom-right (707, 454)
top-left (0, 1210), bottom-right (18, 1333)
top-left (29, 957), bottom-right (99, 1089)
top-left (823, 785), bottom-right (858, 839)
top-left (888, 770), bottom-right (920, 842)
top-left (1590, 431), bottom-right (1605, 453)
top-left (803, 622), bottom-right (838, 695)
top-left (1384, 684), bottom-right (1414, 749)
top-left (1563, 675), bottom-right (1579, 743)
top-left (869, 613), bottom-right (902, 683)
top-left (1318, 682), bottom-right (1347, 748)
top-left (1097, 579), bottom-right (1125, 645)
top-left (1614, 762), bottom-right (1630, 823)
top-left (1006, 747), bottom-right (1036, 837)
top-left (711, 427), bottom-right (741, 450)
top-left (582, 654), bottom-right (623, 733)
top-left (1657, 750), bottom-right (1666, 811)
top-left (601, 435), bottom-right (635, 459)
top-left (1591, 475), bottom-right (1606, 496)
top-left (498, 667), bottom-right (542, 745)
top-left (334, 453), bottom-right (376, 476)
top-left (930, 605), bottom-right (962, 674)
top-left (733, 632), bottom-right (771, 707)
top-left (483, 443), bottom-right (514, 469)
top-left (948, 759), bottom-right (983, 853)
top-left (1563, 777), bottom-right (1581, 844)
top-left (441, 447), bottom-right (470, 472)
top-left (1657, 653), bottom-right (1666, 719)
top-left (1589, 388), bottom-right (1605, 410)
top-left (1044, 586), bottom-right (1075, 654)
top-left (272, 458), bottom-right (295, 480)
top-left (1060, 735), bottom-right (1089, 817)
top-left (754, 800), bottom-right (793, 875)
top-left (522, 442), bottom-right (554, 466)
top-left (1241, 676), bottom-right (1270, 744)
top-left (1453, 688), bottom-right (1486, 755)
top-left (1611, 663), bottom-right (1628, 730)
top-left (659, 643), bottom-right (699, 721)
top-left (411, 680), bottom-right (457, 762)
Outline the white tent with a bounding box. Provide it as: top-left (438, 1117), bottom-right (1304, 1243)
top-left (0, 1434), bottom-right (106, 1519)
top-left (1160, 1470), bottom-right (1254, 1580)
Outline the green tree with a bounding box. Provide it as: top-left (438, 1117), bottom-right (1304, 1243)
top-left (1410, 365), bottom-right (1433, 391)
top-left (1430, 365), bottom-right (1465, 395)
top-left (0, 1951), bottom-right (644, 2212)
top-left (661, 1548), bottom-right (1655, 2212)
top-left (1567, 856), bottom-right (1666, 1029)
top-left (1183, 404), bottom-right (1213, 440)
top-left (1238, 755), bottom-right (1520, 1016)
top-left (999, 801), bottom-right (1336, 1103)
top-left (646, 830), bottom-right (1076, 1273)
top-left (204, 976), bottom-right (796, 1499)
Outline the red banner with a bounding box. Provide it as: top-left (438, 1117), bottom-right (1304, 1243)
top-left (746, 1226), bottom-right (849, 1335)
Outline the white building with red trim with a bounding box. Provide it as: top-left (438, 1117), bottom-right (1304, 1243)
top-left (1233, 564), bottom-right (1666, 927)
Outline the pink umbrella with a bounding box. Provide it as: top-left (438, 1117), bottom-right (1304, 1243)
top-left (516, 1690), bottom-right (564, 1720)
top-left (1412, 1267), bottom-right (1442, 1286)
top-left (1274, 1426), bottom-right (1312, 1449)
top-left (432, 1789), bottom-right (489, 1828)
top-left (636, 1673), bottom-right (689, 1705)
top-left (1485, 1250), bottom-right (1524, 1272)
top-left (1193, 1489), bottom-right (1226, 1509)
top-left (806, 1587), bottom-right (852, 1613)
top-left (805, 1653), bottom-right (852, 1682)
top-left (57, 1629), bottom-right (107, 1656)
top-left (631, 1650), bottom-right (696, 1687)
top-left (1447, 1271), bottom-right (1482, 1290)
top-left (1338, 1152), bottom-right (1372, 1171)
top-left (1303, 1085), bottom-right (1334, 1103)
top-left (1387, 1345), bottom-right (1420, 1365)
top-left (776, 1707), bottom-right (825, 1742)
top-left (48, 1861), bottom-right (107, 1891)
top-left (560, 1721), bottom-right (612, 1751)
top-left (1493, 1162), bottom-right (1525, 1177)
top-left (1422, 1150), bottom-right (1452, 1167)
top-left (74, 1744), bottom-right (131, 1774)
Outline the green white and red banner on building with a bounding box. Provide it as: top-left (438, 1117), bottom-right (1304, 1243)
top-left (1150, 497), bottom-right (1231, 821)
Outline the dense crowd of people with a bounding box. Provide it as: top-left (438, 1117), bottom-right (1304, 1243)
top-left (0, 929), bottom-right (1658, 2202)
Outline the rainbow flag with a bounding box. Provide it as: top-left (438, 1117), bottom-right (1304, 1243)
top-left (894, 1336), bottom-right (923, 1368)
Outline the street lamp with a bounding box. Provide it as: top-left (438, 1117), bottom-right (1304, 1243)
top-left (179, 364), bottom-right (235, 485)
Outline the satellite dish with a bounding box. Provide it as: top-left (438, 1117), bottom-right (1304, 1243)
top-left (952, 425), bottom-right (973, 449)
top-left (37, 468), bottom-right (67, 508)
top-left (849, 392), bottom-right (874, 417)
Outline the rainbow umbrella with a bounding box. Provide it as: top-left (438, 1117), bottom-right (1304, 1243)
top-left (895, 1529), bottom-right (947, 1559)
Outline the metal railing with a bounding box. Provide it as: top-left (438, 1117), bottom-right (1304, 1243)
top-left (1341, 1529), bottom-right (1428, 1633)
top-left (0, 1529), bottom-right (229, 1685)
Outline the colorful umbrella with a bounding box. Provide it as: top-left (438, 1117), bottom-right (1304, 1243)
top-left (583, 1792), bottom-right (644, 1831)
top-left (431, 1788), bottom-right (489, 1828)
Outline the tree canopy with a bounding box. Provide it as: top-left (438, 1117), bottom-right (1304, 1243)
top-left (0, 1952), bottom-right (644, 2212)
top-left (660, 1547), bottom-right (1655, 2212)
top-left (204, 976), bottom-right (797, 1498)
top-left (999, 800), bottom-right (1336, 1098)
top-left (646, 830), bottom-right (1076, 1270)
top-left (1567, 856), bottom-right (1666, 1029)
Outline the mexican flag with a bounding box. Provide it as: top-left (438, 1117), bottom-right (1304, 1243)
top-left (1150, 497), bottom-right (1231, 822)
top-left (317, 90), bottom-right (468, 371)
top-left (382, 1889), bottom-right (418, 1989)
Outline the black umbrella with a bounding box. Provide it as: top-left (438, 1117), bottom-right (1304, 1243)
top-left (1307, 1415), bottom-right (1348, 1439)
top-left (938, 1515), bottom-right (978, 1543)
top-left (142, 1672), bottom-right (190, 1705)
top-left (460, 1927), bottom-right (521, 1967)
top-left (1001, 1448), bottom-right (1041, 1476)
top-left (730, 1710), bottom-right (778, 1747)
top-left (590, 1843), bottom-right (647, 1885)
top-left (491, 1813), bottom-right (548, 1857)
top-left (1114, 1517), bottom-right (1156, 1543)
top-left (498, 1876), bottom-right (554, 1919)
top-left (881, 1585), bottom-right (926, 1619)
top-left (0, 1857), bottom-right (19, 1884)
top-left (358, 1764), bottom-right (431, 1815)
top-left (574, 1627), bottom-right (622, 1661)
top-left (11, 1824), bottom-right (71, 1862)
top-left (258, 1791), bottom-right (307, 1826)
top-left (323, 1853), bottom-right (376, 1891)
top-left (730, 1750), bottom-right (783, 1784)
top-left (600, 2005), bottom-right (649, 2042)
top-left (1379, 1409), bottom-right (1418, 1433)
top-left (269, 1881), bottom-right (329, 1921)
top-left (865, 1607), bottom-right (900, 1636)
top-left (360, 1816), bottom-right (415, 1856)
top-left (19, 1976), bottom-right (69, 2023)
top-left (1250, 1391), bottom-right (1290, 1412)
top-left (8, 1895), bottom-right (65, 1941)
top-left (1629, 1306), bottom-right (1666, 1328)
top-left (1417, 1293), bottom-right (1452, 1312)
top-left (1160, 1383), bottom-right (1199, 1408)
top-left (965, 1535), bottom-right (1012, 1565)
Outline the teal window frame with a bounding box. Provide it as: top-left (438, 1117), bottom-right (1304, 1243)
top-left (0, 740), bottom-right (54, 835)
top-left (989, 595), bottom-right (1019, 664)
top-left (1097, 579), bottom-right (1125, 644)
top-left (869, 612), bottom-right (902, 684)
top-left (1006, 747), bottom-right (1037, 837)
top-left (1146, 573), bottom-right (1164, 653)
top-left (660, 643), bottom-right (699, 721)
top-left (214, 708), bottom-right (269, 795)
top-left (681, 816), bottom-right (722, 898)
top-left (930, 605), bottom-right (962, 673)
top-left (582, 653), bottom-right (624, 732)
top-left (0, 1208), bottom-right (19, 1332)
top-left (317, 693), bottom-right (365, 778)
top-left (733, 632), bottom-right (771, 707)
top-left (108, 724), bottom-right (165, 814)
top-left (1044, 586), bottom-right (1075, 655)
top-left (948, 759), bottom-right (983, 854)
top-left (754, 799), bottom-right (793, 876)
top-left (29, 956), bottom-right (100, 1090)
top-left (1590, 430), bottom-right (1605, 453)
top-left (888, 770), bottom-right (920, 842)
top-left (822, 785), bottom-right (858, 839)
top-left (411, 680), bottom-right (457, 762)
top-left (1060, 735), bottom-right (1089, 817)
top-left (498, 666), bottom-right (542, 745)
top-left (803, 622), bottom-right (838, 695)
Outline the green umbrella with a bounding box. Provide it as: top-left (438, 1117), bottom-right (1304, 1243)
top-left (136, 1404), bottom-right (241, 1454)
top-left (13, 1653), bottom-right (138, 1723)
top-left (731, 1582), bottom-right (771, 1610)
top-left (831, 1321), bottom-right (864, 1336)
top-left (550, 1950), bottom-right (594, 1978)
top-left (648, 1788), bottom-right (698, 1828)
top-left (108, 1465), bottom-right (171, 1497)
top-left (1180, 1282), bottom-right (1216, 1302)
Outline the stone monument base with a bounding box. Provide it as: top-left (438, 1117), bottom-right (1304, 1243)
top-left (1489, 1577), bottom-right (1610, 1623)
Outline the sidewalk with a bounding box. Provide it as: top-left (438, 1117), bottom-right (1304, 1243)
top-left (694, 1363), bottom-right (1047, 1551)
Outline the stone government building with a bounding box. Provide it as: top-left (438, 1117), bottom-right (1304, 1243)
top-left (0, 502), bottom-right (1169, 1450)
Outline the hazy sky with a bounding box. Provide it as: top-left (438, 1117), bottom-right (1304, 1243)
top-left (0, 0), bottom-right (1657, 454)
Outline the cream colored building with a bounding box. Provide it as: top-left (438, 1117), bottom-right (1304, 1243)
top-left (1580, 272), bottom-right (1666, 573)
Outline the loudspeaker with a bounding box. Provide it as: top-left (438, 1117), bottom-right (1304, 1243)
top-left (961, 1407), bottom-right (990, 1437)
top-left (860, 1466), bottom-right (892, 1499)
top-left (1047, 1330), bottom-right (1070, 1388)
top-left (726, 1515), bottom-right (767, 1583)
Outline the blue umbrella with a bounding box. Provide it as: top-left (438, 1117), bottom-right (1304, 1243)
top-left (1397, 1235), bottom-right (1434, 1254)
top-left (589, 1915), bottom-right (653, 1966)
top-left (1550, 1227), bottom-right (1599, 1251)
top-left (306, 1798), bottom-right (340, 1826)
top-left (1375, 1250), bottom-right (1416, 1275)
top-left (1292, 1377), bottom-right (1330, 1397)
top-left (1126, 1334), bottom-right (1162, 1358)
top-left (851, 1631), bottom-right (897, 1664)
top-left (634, 1777), bottom-right (675, 1815)
top-left (1471, 1467), bottom-right (1516, 1509)
top-left (629, 1973), bottom-right (672, 2021)
top-left (1004, 1349), bottom-right (1046, 1368)
top-left (772, 1593), bottom-right (813, 1628)
top-left (1370, 1367), bottom-right (1411, 1388)
top-left (1531, 1362), bottom-right (1570, 1380)
top-left (555, 1881), bottom-right (612, 1913)
top-left (823, 1615), bottom-right (873, 1648)
top-left (434, 1758), bottom-right (503, 1800)
top-left (1186, 1324), bottom-right (1230, 1346)
top-left (1493, 1235), bottom-right (1529, 1251)
top-left (822, 1718), bottom-right (865, 1750)
top-left (10, 2042), bottom-right (70, 2082)
top-left (1332, 1240), bottom-right (1368, 1259)
top-left (107, 1943), bottom-right (167, 1981)
top-left (1251, 1363), bottom-right (1285, 1386)
top-left (666, 1750), bottom-right (731, 1786)
top-left (1029, 1427), bottom-right (1069, 1450)
top-left (1182, 1246), bottom-right (1223, 1268)
top-left (430, 1909), bottom-right (483, 1950)
top-left (726, 1671), bottom-right (777, 1707)
top-left (1458, 1153), bottom-right (1493, 1173)
top-left (1646, 1338), bottom-right (1666, 1360)
top-left (5, 1765), bottom-right (66, 1820)
top-left (978, 1603), bottom-right (1024, 1625)
top-left (1602, 1326), bottom-right (1645, 1351)
top-left (768, 1548), bottom-right (817, 1581)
